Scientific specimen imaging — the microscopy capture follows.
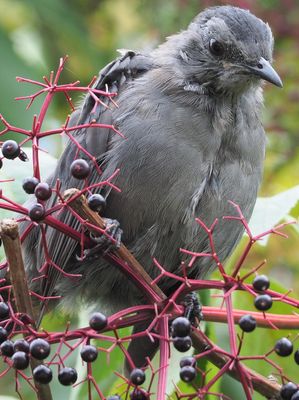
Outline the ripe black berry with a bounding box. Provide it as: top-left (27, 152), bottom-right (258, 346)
top-left (130, 389), bottom-right (148, 400)
top-left (87, 194), bottom-right (106, 212)
top-left (0, 301), bottom-right (10, 320)
top-left (18, 149), bottom-right (29, 162)
top-left (252, 275), bottom-right (270, 291)
top-left (28, 203), bottom-right (45, 221)
top-left (0, 326), bottom-right (8, 343)
top-left (173, 336), bottom-right (192, 352)
top-left (275, 337), bottom-right (293, 357)
top-left (254, 294), bottom-right (272, 311)
top-left (34, 182), bottom-right (52, 201)
top-left (179, 356), bottom-right (196, 368)
top-left (80, 345), bottom-right (98, 362)
top-left (13, 339), bottom-right (30, 353)
top-left (58, 367), bottom-right (78, 386)
top-left (180, 365), bottom-right (197, 382)
top-left (291, 391), bottom-right (299, 400)
top-left (12, 351), bottom-right (29, 369)
top-left (0, 340), bottom-right (14, 357)
top-left (294, 349), bottom-right (299, 365)
top-left (22, 177), bottom-right (40, 194)
top-left (171, 317), bottom-right (191, 337)
top-left (1, 140), bottom-right (20, 159)
top-left (70, 159), bottom-right (90, 179)
top-left (30, 338), bottom-right (51, 360)
top-left (130, 368), bottom-right (146, 385)
top-left (280, 382), bottom-right (298, 400)
top-left (238, 314), bottom-right (256, 333)
top-left (33, 365), bottom-right (53, 384)
top-left (89, 312), bottom-right (107, 331)
top-left (0, 158), bottom-right (3, 169)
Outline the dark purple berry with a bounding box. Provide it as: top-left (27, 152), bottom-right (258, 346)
top-left (89, 312), bottom-right (107, 331)
top-left (0, 158), bottom-right (3, 169)
top-left (0, 302), bottom-right (10, 320)
top-left (130, 389), bottom-right (148, 400)
top-left (87, 194), bottom-right (106, 212)
top-left (18, 149), bottom-right (29, 162)
top-left (252, 275), bottom-right (270, 291)
top-left (33, 365), bottom-right (53, 384)
top-left (171, 317), bottom-right (191, 337)
top-left (238, 314), bottom-right (257, 333)
top-left (173, 336), bottom-right (192, 352)
top-left (294, 349), bottom-right (299, 365)
top-left (130, 368), bottom-right (146, 385)
top-left (12, 351), bottom-right (29, 369)
top-left (280, 382), bottom-right (298, 400)
top-left (28, 203), bottom-right (45, 221)
top-left (275, 337), bottom-right (293, 357)
top-left (70, 159), bottom-right (90, 179)
top-left (58, 367), bottom-right (78, 386)
top-left (291, 391), bottom-right (299, 400)
top-left (180, 365), bottom-right (197, 382)
top-left (179, 356), bottom-right (196, 368)
top-left (0, 340), bottom-right (14, 357)
top-left (22, 177), bottom-right (40, 194)
top-left (254, 294), bottom-right (272, 311)
top-left (107, 396), bottom-right (121, 400)
top-left (1, 140), bottom-right (20, 159)
top-left (0, 326), bottom-right (8, 343)
top-left (30, 338), bottom-right (50, 360)
top-left (34, 182), bottom-right (52, 201)
top-left (13, 339), bottom-right (30, 353)
top-left (80, 345), bottom-right (98, 362)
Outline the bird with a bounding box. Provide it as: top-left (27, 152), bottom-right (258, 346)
top-left (20, 5), bottom-right (282, 372)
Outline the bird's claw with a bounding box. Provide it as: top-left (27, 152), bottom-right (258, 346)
top-left (76, 218), bottom-right (123, 261)
top-left (90, 218), bottom-right (123, 254)
top-left (182, 291), bottom-right (203, 327)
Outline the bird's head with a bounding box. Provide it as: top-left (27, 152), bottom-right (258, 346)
top-left (159, 6), bottom-right (282, 95)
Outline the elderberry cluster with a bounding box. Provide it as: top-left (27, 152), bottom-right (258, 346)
top-left (170, 317), bottom-right (198, 383)
top-left (0, 333), bottom-right (81, 386)
top-left (238, 275), bottom-right (272, 333)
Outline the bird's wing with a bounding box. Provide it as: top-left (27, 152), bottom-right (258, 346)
top-left (24, 50), bottom-right (155, 317)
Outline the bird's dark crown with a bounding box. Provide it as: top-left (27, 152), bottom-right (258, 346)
top-left (153, 6), bottom-right (281, 94)
top-left (191, 6), bottom-right (273, 65)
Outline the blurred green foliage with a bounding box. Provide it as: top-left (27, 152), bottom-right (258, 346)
top-left (0, 0), bottom-right (299, 398)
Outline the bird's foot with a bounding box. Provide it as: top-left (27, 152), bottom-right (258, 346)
top-left (90, 218), bottom-right (123, 253)
top-left (182, 291), bottom-right (203, 327)
top-left (77, 218), bottom-right (123, 261)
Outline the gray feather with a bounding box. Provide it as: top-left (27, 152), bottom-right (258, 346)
top-left (19, 6), bottom-right (280, 372)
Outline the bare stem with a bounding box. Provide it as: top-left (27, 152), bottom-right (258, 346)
top-left (0, 219), bottom-right (53, 400)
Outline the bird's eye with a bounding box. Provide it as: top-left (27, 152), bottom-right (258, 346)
top-left (209, 39), bottom-right (225, 56)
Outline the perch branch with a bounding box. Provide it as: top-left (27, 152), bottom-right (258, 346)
top-left (63, 188), bottom-right (166, 303)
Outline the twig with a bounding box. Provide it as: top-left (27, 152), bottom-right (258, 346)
top-left (0, 219), bottom-right (53, 400)
top-left (63, 188), bottom-right (166, 303)
top-left (191, 329), bottom-right (282, 399)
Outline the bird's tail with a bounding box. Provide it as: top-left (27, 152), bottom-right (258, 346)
top-left (124, 320), bottom-right (159, 377)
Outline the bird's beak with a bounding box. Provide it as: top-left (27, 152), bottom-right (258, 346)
top-left (247, 57), bottom-right (283, 88)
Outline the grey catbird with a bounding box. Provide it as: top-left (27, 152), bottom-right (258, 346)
top-left (20, 6), bottom-right (282, 370)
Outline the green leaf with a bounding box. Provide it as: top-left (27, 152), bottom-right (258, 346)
top-left (249, 186), bottom-right (299, 245)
